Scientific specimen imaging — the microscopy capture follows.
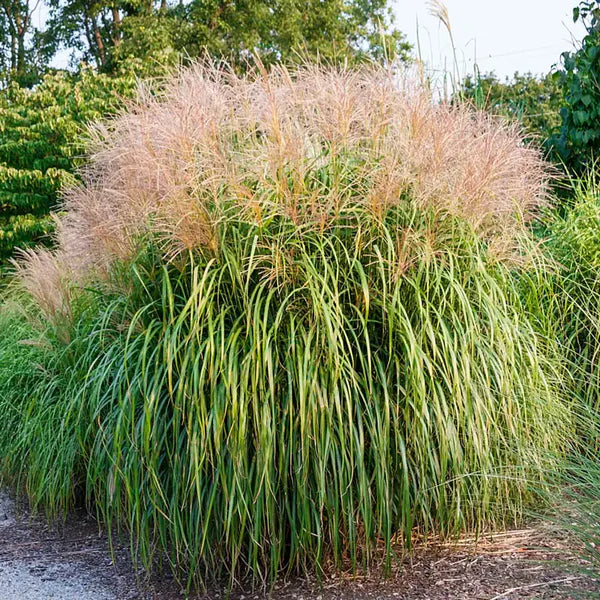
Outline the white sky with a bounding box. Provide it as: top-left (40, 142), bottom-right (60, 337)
top-left (393, 0), bottom-right (587, 81)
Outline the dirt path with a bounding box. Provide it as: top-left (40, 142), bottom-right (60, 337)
top-left (0, 490), bottom-right (596, 600)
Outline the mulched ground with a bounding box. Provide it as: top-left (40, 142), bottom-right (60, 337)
top-left (0, 490), bottom-right (597, 600)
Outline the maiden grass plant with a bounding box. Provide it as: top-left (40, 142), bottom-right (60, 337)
top-left (0, 62), bottom-right (574, 586)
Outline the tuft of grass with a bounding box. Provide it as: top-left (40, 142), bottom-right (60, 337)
top-left (0, 62), bottom-right (573, 588)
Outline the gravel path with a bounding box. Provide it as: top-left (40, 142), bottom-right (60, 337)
top-left (0, 491), bottom-right (146, 600)
top-left (0, 562), bottom-right (116, 600)
top-left (0, 488), bottom-right (597, 600)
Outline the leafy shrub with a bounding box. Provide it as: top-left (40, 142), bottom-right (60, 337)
top-left (0, 68), bottom-right (137, 266)
top-left (553, 1), bottom-right (600, 171)
top-left (1, 63), bottom-right (572, 586)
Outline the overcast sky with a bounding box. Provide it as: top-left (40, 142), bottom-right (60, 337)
top-left (393, 0), bottom-right (587, 81)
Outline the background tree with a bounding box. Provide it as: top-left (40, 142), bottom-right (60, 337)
top-left (1, 0), bottom-right (411, 82)
top-left (44, 0), bottom-right (410, 73)
top-left (0, 10), bottom-right (11, 80)
top-left (44, 0), bottom-right (175, 71)
top-left (171, 0), bottom-right (411, 66)
top-left (1, 0), bottom-right (35, 78)
top-left (0, 0), bottom-right (53, 85)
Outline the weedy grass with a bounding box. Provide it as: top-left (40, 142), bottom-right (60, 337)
top-left (0, 62), bottom-right (575, 588)
top-left (517, 173), bottom-right (600, 596)
top-left (542, 173), bottom-right (600, 418)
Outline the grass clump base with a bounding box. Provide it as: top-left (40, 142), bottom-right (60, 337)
top-left (0, 62), bottom-right (572, 588)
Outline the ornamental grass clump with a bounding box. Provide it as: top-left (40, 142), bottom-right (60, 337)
top-left (1, 62), bottom-right (571, 586)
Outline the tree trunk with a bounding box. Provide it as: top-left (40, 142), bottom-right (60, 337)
top-left (16, 33), bottom-right (25, 74)
top-left (2, 0), bottom-right (33, 79)
top-left (111, 6), bottom-right (121, 46)
top-left (92, 17), bottom-right (106, 66)
top-left (82, 17), bottom-right (98, 66)
top-left (15, 14), bottom-right (25, 75)
top-left (10, 32), bottom-right (16, 70)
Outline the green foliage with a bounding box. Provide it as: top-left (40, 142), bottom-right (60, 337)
top-left (461, 71), bottom-right (564, 146)
top-left (43, 0), bottom-right (411, 75)
top-left (542, 173), bottom-right (600, 413)
top-left (0, 205), bottom-right (571, 586)
top-left (0, 294), bottom-right (72, 508)
top-left (513, 173), bottom-right (600, 459)
top-left (110, 13), bottom-right (180, 76)
top-left (0, 0), bottom-right (55, 87)
top-left (172, 0), bottom-right (411, 67)
top-left (44, 0), bottom-right (178, 72)
top-left (553, 1), bottom-right (600, 170)
top-left (502, 174), bottom-right (600, 593)
top-left (0, 68), bottom-right (137, 265)
top-left (1, 0), bottom-right (411, 89)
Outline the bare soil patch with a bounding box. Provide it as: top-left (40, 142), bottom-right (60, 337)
top-left (0, 490), bottom-right (597, 600)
